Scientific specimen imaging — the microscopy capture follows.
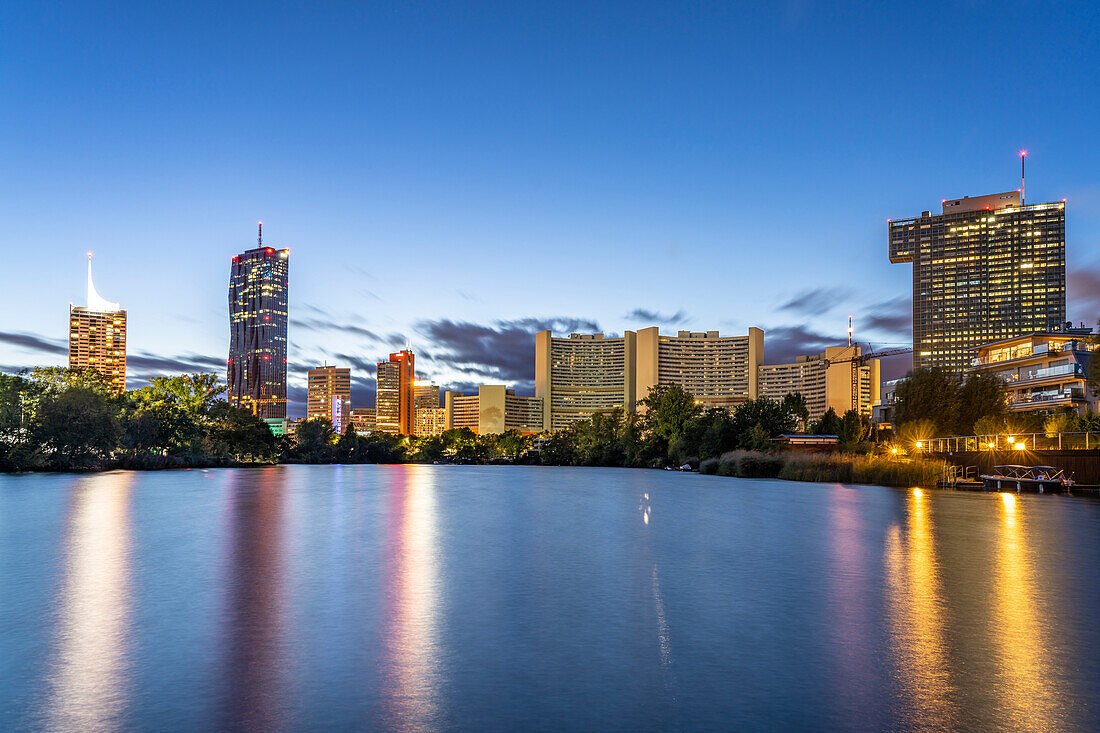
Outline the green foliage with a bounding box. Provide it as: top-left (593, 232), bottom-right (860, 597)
top-left (811, 408), bottom-right (842, 436)
top-left (838, 409), bottom-right (868, 447)
top-left (640, 383), bottom-right (702, 447)
top-left (894, 367), bottom-right (1007, 436)
top-left (781, 392), bottom-right (810, 432)
top-left (33, 387), bottom-right (120, 468)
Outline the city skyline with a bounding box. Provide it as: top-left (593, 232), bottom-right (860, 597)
top-left (3, 2), bottom-right (1100, 416)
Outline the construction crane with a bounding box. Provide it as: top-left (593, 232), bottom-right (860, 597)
top-left (822, 316), bottom-right (913, 412)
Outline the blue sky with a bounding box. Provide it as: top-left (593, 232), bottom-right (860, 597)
top-left (3, 1), bottom-right (1099, 414)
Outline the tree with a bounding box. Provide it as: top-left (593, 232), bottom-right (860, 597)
top-left (33, 387), bottom-right (120, 467)
top-left (294, 418), bottom-right (337, 462)
top-left (781, 393), bottom-right (810, 432)
top-left (1087, 324), bottom-right (1100, 398)
top-left (812, 408), bottom-right (842, 436)
top-left (838, 408), bottom-right (868, 447)
top-left (131, 373), bottom-right (225, 417)
top-left (956, 372), bottom-right (1007, 435)
top-left (893, 367), bottom-right (961, 435)
top-left (640, 384), bottom-right (701, 446)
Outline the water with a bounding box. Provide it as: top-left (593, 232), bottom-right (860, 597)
top-left (1, 465), bottom-right (1099, 731)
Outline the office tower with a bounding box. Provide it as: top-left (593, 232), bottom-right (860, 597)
top-left (414, 383), bottom-right (440, 410)
top-left (444, 385), bottom-right (544, 435)
top-left (307, 365), bottom-right (351, 432)
top-left (376, 350), bottom-right (414, 434)
top-left (635, 327), bottom-right (764, 410)
top-left (889, 191), bottom-right (1066, 374)
top-left (758, 346), bottom-right (880, 422)
top-left (228, 226), bottom-right (289, 418)
top-left (69, 254), bottom-right (127, 395)
top-left (535, 331), bottom-right (636, 431)
top-left (414, 407), bottom-right (446, 437)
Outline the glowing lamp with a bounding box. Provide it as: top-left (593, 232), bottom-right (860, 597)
top-left (1015, 442), bottom-right (1026, 450)
top-left (891, 447), bottom-right (898, 454)
top-left (914, 441), bottom-right (924, 449)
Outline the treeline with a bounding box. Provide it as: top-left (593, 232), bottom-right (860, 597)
top-left (0, 369), bottom-right (279, 471)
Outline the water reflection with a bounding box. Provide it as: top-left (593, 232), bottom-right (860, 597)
top-left (991, 493), bottom-right (1064, 730)
top-left (44, 472), bottom-right (135, 732)
top-left (219, 468), bottom-right (289, 730)
top-left (826, 488), bottom-right (875, 715)
top-left (381, 465), bottom-right (441, 731)
top-left (884, 488), bottom-right (956, 728)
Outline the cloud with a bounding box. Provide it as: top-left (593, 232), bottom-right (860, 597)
top-left (1068, 264), bottom-right (1100, 324)
top-left (0, 331), bottom-right (67, 355)
top-left (778, 287), bottom-right (853, 315)
top-left (414, 316), bottom-right (599, 387)
top-left (760, 325), bottom-right (838, 365)
top-left (127, 352), bottom-right (225, 374)
top-left (861, 297), bottom-right (912, 339)
top-left (290, 317), bottom-right (382, 342)
top-left (624, 309), bottom-right (688, 325)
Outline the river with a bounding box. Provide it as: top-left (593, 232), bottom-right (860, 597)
top-left (1, 465), bottom-right (1098, 730)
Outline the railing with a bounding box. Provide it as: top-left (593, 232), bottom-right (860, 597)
top-left (921, 431), bottom-right (1100, 453)
top-left (999, 363), bottom-right (1082, 384)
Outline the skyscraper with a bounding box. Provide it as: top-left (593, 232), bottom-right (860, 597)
top-left (376, 350), bottom-right (414, 434)
top-left (307, 365), bottom-right (351, 431)
top-left (69, 254), bottom-right (126, 395)
top-left (889, 191), bottom-right (1066, 374)
top-left (228, 225), bottom-right (289, 418)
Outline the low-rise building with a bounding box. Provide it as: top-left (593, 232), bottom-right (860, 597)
top-left (414, 407), bottom-right (446, 437)
top-left (968, 328), bottom-right (1097, 415)
top-left (758, 346), bottom-right (880, 422)
top-left (350, 408), bottom-right (376, 433)
top-left (444, 385), bottom-right (544, 435)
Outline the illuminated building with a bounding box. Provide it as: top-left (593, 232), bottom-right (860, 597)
top-left (228, 225), bottom-right (289, 418)
top-left (444, 385), bottom-right (544, 435)
top-left (636, 327), bottom-right (764, 411)
top-left (535, 331), bottom-right (637, 431)
top-left (758, 346), bottom-right (880, 421)
top-left (414, 407), bottom-right (446, 437)
top-left (376, 350), bottom-right (414, 434)
top-left (69, 254), bottom-right (126, 395)
top-left (890, 191), bottom-right (1066, 374)
top-left (307, 365), bottom-right (351, 432)
top-left (350, 408), bottom-right (376, 433)
top-left (968, 327), bottom-right (1097, 415)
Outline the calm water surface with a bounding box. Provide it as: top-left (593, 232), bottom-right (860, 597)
top-left (1, 465), bottom-right (1099, 731)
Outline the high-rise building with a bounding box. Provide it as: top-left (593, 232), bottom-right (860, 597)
top-left (636, 327), bottom-right (764, 410)
top-left (228, 226), bottom-right (289, 418)
top-left (758, 346), bottom-right (880, 422)
top-left (535, 331), bottom-right (637, 431)
top-left (69, 254), bottom-right (126, 395)
top-left (307, 365), bottom-right (351, 432)
top-left (350, 408), bottom-right (376, 433)
top-left (889, 191), bottom-right (1066, 374)
top-left (376, 350), bottom-right (414, 434)
top-left (414, 383), bottom-right (440, 410)
top-left (444, 385), bottom-right (544, 435)
top-left (414, 407), bottom-right (446, 437)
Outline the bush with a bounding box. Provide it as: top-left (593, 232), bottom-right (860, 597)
top-left (711, 450), bottom-right (946, 487)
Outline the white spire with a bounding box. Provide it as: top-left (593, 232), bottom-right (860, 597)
top-left (86, 253), bottom-right (121, 312)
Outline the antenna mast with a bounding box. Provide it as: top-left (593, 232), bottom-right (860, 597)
top-left (258, 221), bottom-right (263, 247)
top-left (848, 315), bottom-right (853, 348)
top-left (1019, 150), bottom-right (1027, 204)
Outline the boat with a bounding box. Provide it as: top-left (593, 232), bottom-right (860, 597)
top-left (980, 465), bottom-right (1074, 493)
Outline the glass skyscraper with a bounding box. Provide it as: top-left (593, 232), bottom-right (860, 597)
top-left (228, 233), bottom-right (289, 418)
top-left (889, 191), bottom-right (1066, 374)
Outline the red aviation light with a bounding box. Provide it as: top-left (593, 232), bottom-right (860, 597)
top-left (266, 248), bottom-right (274, 254)
top-left (263, 355), bottom-right (270, 361)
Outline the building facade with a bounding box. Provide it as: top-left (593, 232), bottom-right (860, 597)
top-left (69, 254), bottom-right (127, 395)
top-left (636, 327), bottom-right (763, 410)
top-left (535, 331), bottom-right (636, 431)
top-left (414, 407), bottom-right (446, 437)
top-left (444, 385), bottom-right (544, 435)
top-left (968, 328), bottom-right (1097, 416)
top-left (228, 232), bottom-right (289, 418)
top-left (890, 191), bottom-right (1066, 374)
top-left (758, 346), bottom-right (880, 422)
top-left (306, 365), bottom-right (351, 431)
top-left (350, 408), bottom-right (376, 433)
top-left (376, 350), bottom-right (415, 434)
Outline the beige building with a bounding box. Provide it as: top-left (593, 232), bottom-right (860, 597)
top-left (758, 346), bottom-right (880, 423)
top-left (636, 327), bottom-right (763, 410)
top-left (535, 331), bottom-right (637, 431)
top-left (70, 255), bottom-right (126, 395)
top-left (306, 366), bottom-right (351, 431)
top-left (414, 407), bottom-right (446, 437)
top-left (414, 383), bottom-right (440, 410)
top-left (969, 328), bottom-right (1097, 415)
top-left (445, 385), bottom-right (544, 435)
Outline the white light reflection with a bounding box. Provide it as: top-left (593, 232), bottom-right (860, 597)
top-left (383, 465), bottom-right (441, 731)
top-left (45, 473), bottom-right (134, 732)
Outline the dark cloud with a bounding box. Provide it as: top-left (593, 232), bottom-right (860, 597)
top-left (760, 325), bottom-right (838, 365)
top-left (861, 297), bottom-right (912, 339)
top-left (1068, 264), bottom-right (1100, 324)
top-left (0, 331), bottom-right (67, 355)
top-left (290, 318), bottom-right (382, 342)
top-left (334, 353), bottom-right (378, 375)
top-left (414, 317), bottom-right (600, 386)
top-left (127, 352), bottom-right (225, 375)
top-left (625, 309), bottom-right (688, 324)
top-left (779, 287), bottom-right (853, 315)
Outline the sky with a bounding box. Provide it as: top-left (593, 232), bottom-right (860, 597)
top-left (3, 1), bottom-right (1100, 415)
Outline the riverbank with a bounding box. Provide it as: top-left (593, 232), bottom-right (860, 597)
top-left (700, 450), bottom-right (947, 488)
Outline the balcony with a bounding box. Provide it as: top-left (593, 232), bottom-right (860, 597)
top-left (971, 340), bottom-right (1095, 367)
top-left (999, 363), bottom-right (1083, 384)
